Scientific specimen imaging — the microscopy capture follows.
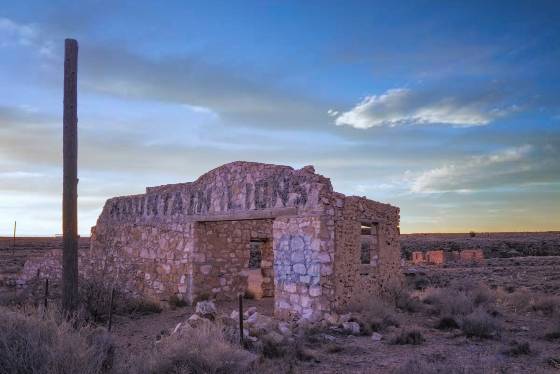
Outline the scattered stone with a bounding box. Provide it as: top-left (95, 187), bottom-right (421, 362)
top-left (278, 322), bottom-right (292, 336)
top-left (263, 331), bottom-right (285, 345)
top-left (195, 300), bottom-right (217, 320)
top-left (342, 321), bottom-right (360, 335)
top-left (248, 313), bottom-right (275, 336)
top-left (244, 306), bottom-right (257, 318)
top-left (339, 313), bottom-right (352, 323)
top-left (371, 332), bottom-right (383, 341)
top-left (230, 310), bottom-right (240, 320)
top-left (187, 314), bottom-right (202, 327)
top-left (324, 312), bottom-right (339, 325)
top-left (172, 322), bottom-right (182, 335)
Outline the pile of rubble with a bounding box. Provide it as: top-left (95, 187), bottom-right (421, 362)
top-left (170, 301), bottom-right (384, 346)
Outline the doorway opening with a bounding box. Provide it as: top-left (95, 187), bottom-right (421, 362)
top-left (246, 238), bottom-right (274, 299)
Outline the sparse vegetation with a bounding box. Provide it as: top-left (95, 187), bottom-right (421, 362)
top-left (346, 296), bottom-right (401, 334)
top-left (168, 294), bottom-right (188, 309)
top-left (460, 308), bottom-right (502, 339)
top-left (133, 321), bottom-right (256, 374)
top-left (80, 279), bottom-right (161, 323)
top-left (504, 340), bottom-right (531, 356)
top-left (544, 323), bottom-right (560, 341)
top-left (436, 316), bottom-right (459, 330)
top-left (531, 294), bottom-right (560, 315)
top-left (390, 329), bottom-right (425, 345)
top-left (0, 306), bottom-right (114, 374)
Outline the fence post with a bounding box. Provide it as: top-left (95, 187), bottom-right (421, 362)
top-left (238, 294), bottom-right (244, 346)
top-left (108, 287), bottom-right (115, 332)
top-left (12, 221), bottom-right (16, 256)
top-left (44, 278), bottom-right (49, 311)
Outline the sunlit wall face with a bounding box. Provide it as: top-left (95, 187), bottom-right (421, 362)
top-left (1, 1), bottom-right (559, 235)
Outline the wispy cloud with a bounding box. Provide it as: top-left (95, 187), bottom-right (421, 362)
top-left (332, 88), bottom-right (518, 129)
top-left (410, 144), bottom-right (560, 193)
top-left (0, 17), bottom-right (55, 58)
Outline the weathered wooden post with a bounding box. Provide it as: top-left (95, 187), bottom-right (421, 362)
top-left (238, 294), bottom-right (244, 346)
top-left (12, 221), bottom-right (16, 256)
top-left (44, 278), bottom-right (49, 310)
top-left (62, 38), bottom-right (79, 313)
top-left (107, 287), bottom-right (115, 332)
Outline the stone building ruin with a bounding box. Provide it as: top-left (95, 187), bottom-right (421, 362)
top-left (32, 161), bottom-right (402, 321)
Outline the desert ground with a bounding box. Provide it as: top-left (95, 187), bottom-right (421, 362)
top-left (1, 233), bottom-right (559, 373)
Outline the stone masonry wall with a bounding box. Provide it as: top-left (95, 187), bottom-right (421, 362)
top-left (16, 161), bottom-right (403, 321)
top-left (87, 222), bottom-right (195, 303)
top-left (193, 219), bottom-right (273, 301)
top-left (273, 215), bottom-right (335, 321)
top-left (333, 196), bottom-right (402, 309)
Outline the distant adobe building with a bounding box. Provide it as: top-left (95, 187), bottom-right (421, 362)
top-left (411, 249), bottom-right (484, 265)
top-left (30, 162), bottom-right (402, 321)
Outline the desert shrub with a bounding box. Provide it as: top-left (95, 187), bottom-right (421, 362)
top-left (325, 342), bottom-right (344, 353)
top-left (436, 316), bottom-right (459, 330)
top-left (260, 338), bottom-right (289, 359)
top-left (346, 296), bottom-right (400, 334)
top-left (505, 289), bottom-right (532, 312)
top-left (544, 323), bottom-right (560, 341)
top-left (0, 307), bottom-right (114, 374)
top-left (80, 279), bottom-right (161, 323)
top-left (390, 329), bottom-right (425, 345)
top-left (460, 308), bottom-right (502, 339)
top-left (192, 292), bottom-right (211, 304)
top-left (531, 295), bottom-right (560, 316)
top-left (504, 341), bottom-right (531, 356)
top-left (395, 357), bottom-right (504, 374)
top-left (135, 321), bottom-right (256, 374)
top-left (471, 285), bottom-right (496, 306)
top-left (168, 295), bottom-right (188, 309)
top-left (413, 275), bottom-right (430, 290)
top-left (423, 283), bottom-right (497, 318)
top-left (394, 290), bottom-right (424, 313)
top-left (423, 288), bottom-right (474, 316)
top-left (547, 357), bottom-right (560, 369)
top-left (469, 231), bottom-right (476, 238)
top-left (0, 290), bottom-right (29, 307)
top-left (506, 290), bottom-right (560, 316)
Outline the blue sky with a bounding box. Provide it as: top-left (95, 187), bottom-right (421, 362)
top-left (1, 0), bottom-right (559, 235)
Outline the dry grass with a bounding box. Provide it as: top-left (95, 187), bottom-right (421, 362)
top-left (505, 289), bottom-right (560, 316)
top-left (394, 356), bottom-right (505, 374)
top-left (132, 321), bottom-right (257, 374)
top-left (423, 287), bottom-right (475, 316)
top-left (345, 296), bottom-right (401, 334)
top-left (503, 340), bottom-right (531, 356)
top-left (460, 308), bottom-right (502, 339)
top-left (0, 306), bottom-right (114, 374)
top-left (544, 322), bottom-right (560, 341)
top-left (390, 329), bottom-right (425, 345)
top-left (80, 279), bottom-right (161, 323)
top-left (422, 283), bottom-right (497, 318)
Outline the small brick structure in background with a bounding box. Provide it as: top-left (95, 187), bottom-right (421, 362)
top-left (411, 248), bottom-right (484, 265)
top-left (16, 161), bottom-right (402, 322)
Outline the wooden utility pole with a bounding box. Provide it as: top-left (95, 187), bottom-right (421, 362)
top-left (62, 38), bottom-right (79, 312)
top-left (12, 221), bottom-right (16, 256)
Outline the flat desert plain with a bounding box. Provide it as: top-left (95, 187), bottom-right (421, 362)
top-left (1, 233), bottom-right (559, 373)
